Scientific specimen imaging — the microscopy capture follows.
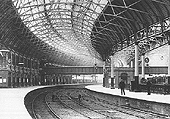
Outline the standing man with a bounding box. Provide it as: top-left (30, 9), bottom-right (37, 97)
top-left (119, 79), bottom-right (125, 95)
top-left (146, 79), bottom-right (152, 95)
top-left (78, 94), bottom-right (82, 102)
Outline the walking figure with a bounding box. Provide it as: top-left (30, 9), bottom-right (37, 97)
top-left (78, 94), bottom-right (81, 102)
top-left (119, 79), bottom-right (125, 95)
top-left (146, 79), bottom-right (152, 95)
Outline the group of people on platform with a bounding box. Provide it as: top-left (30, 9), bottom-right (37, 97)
top-left (119, 78), bottom-right (152, 95)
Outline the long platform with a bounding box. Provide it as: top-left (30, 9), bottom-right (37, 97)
top-left (86, 84), bottom-right (170, 104)
top-left (86, 84), bottom-right (170, 116)
top-left (1, 84), bottom-right (170, 119)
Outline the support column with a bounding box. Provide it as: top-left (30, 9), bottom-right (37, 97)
top-left (130, 61), bottom-right (133, 68)
top-left (103, 60), bottom-right (109, 88)
top-left (111, 56), bottom-right (115, 89)
top-left (14, 54), bottom-right (17, 87)
top-left (13, 73), bottom-right (15, 87)
top-left (103, 61), bottom-right (106, 87)
top-left (23, 75), bottom-right (25, 87)
top-left (141, 53), bottom-right (145, 79)
top-left (168, 39), bottom-right (170, 84)
top-left (56, 75), bottom-right (58, 84)
top-left (30, 59), bottom-right (33, 86)
top-left (83, 75), bottom-right (84, 83)
top-left (134, 41), bottom-right (139, 90)
top-left (165, 31), bottom-right (170, 84)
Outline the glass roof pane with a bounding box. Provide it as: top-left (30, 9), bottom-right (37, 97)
top-left (12, 0), bottom-right (108, 65)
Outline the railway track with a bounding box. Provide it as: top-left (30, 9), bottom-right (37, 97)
top-left (70, 89), bottom-right (169, 119)
top-left (31, 91), bottom-right (61, 119)
top-left (47, 89), bottom-right (141, 119)
top-left (69, 90), bottom-right (169, 119)
top-left (46, 90), bottom-right (97, 119)
top-left (30, 87), bottom-right (170, 119)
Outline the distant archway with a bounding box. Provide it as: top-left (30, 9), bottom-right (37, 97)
top-left (120, 73), bottom-right (128, 85)
top-left (121, 73), bottom-right (128, 80)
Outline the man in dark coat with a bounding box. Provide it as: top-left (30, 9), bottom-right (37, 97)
top-left (119, 79), bottom-right (125, 95)
top-left (146, 79), bottom-right (152, 95)
top-left (78, 94), bottom-right (81, 102)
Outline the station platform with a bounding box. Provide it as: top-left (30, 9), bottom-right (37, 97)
top-left (85, 84), bottom-right (170, 104)
top-left (85, 84), bottom-right (170, 116)
top-left (0, 86), bottom-right (47, 119)
top-left (1, 84), bottom-right (170, 119)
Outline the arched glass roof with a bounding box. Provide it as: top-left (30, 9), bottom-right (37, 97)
top-left (12, 0), bottom-right (107, 66)
top-left (0, 0), bottom-right (170, 66)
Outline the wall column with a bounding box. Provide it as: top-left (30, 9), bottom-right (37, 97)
top-left (130, 61), bottom-right (133, 68)
top-left (103, 60), bottom-right (109, 88)
top-left (111, 56), bottom-right (115, 89)
top-left (15, 54), bottom-right (18, 87)
top-left (141, 53), bottom-right (145, 82)
top-left (168, 38), bottom-right (170, 84)
top-left (30, 59), bottom-right (33, 86)
top-left (103, 60), bottom-right (106, 87)
top-left (134, 41), bottom-right (139, 90)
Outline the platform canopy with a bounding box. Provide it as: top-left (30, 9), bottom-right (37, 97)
top-left (0, 0), bottom-right (170, 66)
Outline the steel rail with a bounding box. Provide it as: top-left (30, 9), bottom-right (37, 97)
top-left (56, 92), bottom-right (93, 119)
top-left (80, 92), bottom-right (170, 119)
top-left (31, 91), bottom-right (61, 119)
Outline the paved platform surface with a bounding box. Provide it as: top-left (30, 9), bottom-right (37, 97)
top-left (1, 84), bottom-right (170, 119)
top-left (0, 86), bottom-right (47, 119)
top-left (86, 84), bottom-right (170, 104)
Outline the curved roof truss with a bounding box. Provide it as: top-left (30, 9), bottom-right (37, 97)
top-left (0, 0), bottom-right (170, 66)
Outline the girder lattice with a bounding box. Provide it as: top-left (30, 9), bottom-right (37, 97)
top-left (12, 0), bottom-right (106, 66)
top-left (0, 0), bottom-right (170, 66)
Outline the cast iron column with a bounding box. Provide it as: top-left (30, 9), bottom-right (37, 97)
top-left (103, 60), bottom-right (106, 87)
top-left (134, 41), bottom-right (139, 90)
top-left (130, 61), bottom-right (133, 68)
top-left (168, 39), bottom-right (170, 84)
top-left (111, 56), bottom-right (115, 89)
top-left (141, 53), bottom-right (145, 80)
